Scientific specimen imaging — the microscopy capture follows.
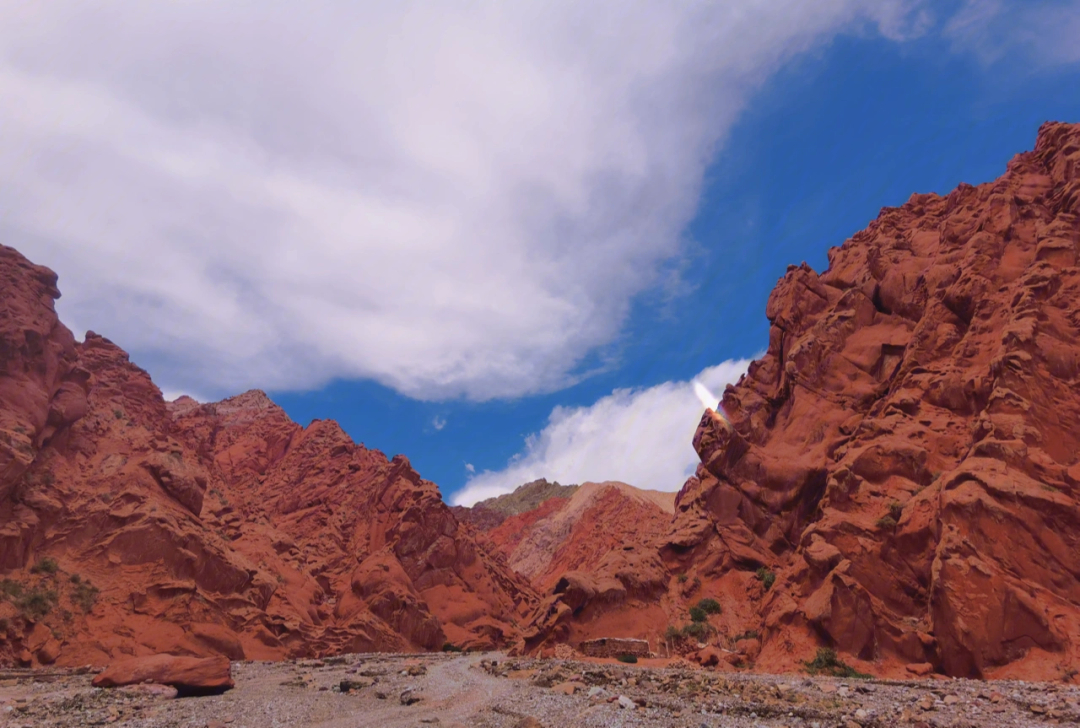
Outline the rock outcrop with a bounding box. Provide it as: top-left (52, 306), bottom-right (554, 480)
top-left (0, 243), bottom-right (536, 666)
top-left (670, 121), bottom-right (1080, 680)
top-left (463, 481), bottom-right (680, 654)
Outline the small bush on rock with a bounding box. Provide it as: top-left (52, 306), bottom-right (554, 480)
top-left (695, 598), bottom-right (722, 615)
top-left (804, 647), bottom-right (870, 679)
top-left (616, 654), bottom-right (638, 664)
top-left (755, 567), bottom-right (775, 591)
top-left (30, 557), bottom-right (59, 575)
top-left (16, 587), bottom-right (58, 620)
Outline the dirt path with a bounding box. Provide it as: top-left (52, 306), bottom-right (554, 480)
top-left (313, 653), bottom-right (516, 728)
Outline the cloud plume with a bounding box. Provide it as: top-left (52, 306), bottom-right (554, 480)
top-left (451, 359), bottom-right (751, 505)
top-left (0, 1), bottom-right (930, 401)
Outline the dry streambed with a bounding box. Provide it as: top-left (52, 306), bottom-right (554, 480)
top-left (1, 653), bottom-right (1077, 727)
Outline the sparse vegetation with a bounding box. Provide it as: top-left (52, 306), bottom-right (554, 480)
top-left (69, 573), bottom-right (81, 584)
top-left (695, 598), bottom-right (721, 615)
top-left (72, 580), bottom-right (100, 613)
top-left (30, 556), bottom-right (59, 575)
top-left (679, 621), bottom-right (710, 640)
top-left (688, 606), bottom-right (707, 623)
top-left (676, 573), bottom-right (688, 584)
top-left (113, 409), bottom-right (124, 419)
top-left (887, 501), bottom-right (903, 521)
top-left (804, 647), bottom-right (870, 679)
top-left (16, 586), bottom-right (58, 620)
top-left (0, 578), bottom-right (23, 599)
top-left (732, 630), bottom-right (759, 642)
top-left (441, 642), bottom-right (463, 653)
top-left (617, 654), bottom-right (638, 664)
top-left (663, 625), bottom-right (681, 641)
top-left (756, 567), bottom-right (775, 591)
top-left (876, 515), bottom-right (898, 530)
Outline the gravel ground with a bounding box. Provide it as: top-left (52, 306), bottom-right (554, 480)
top-left (1, 652), bottom-right (1077, 727)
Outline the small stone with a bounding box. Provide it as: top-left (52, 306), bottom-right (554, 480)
top-left (943, 694), bottom-right (960, 705)
top-left (551, 681), bottom-right (584, 695)
top-left (400, 688), bottom-right (421, 706)
top-left (617, 695), bottom-right (635, 710)
top-left (990, 692), bottom-right (1003, 703)
top-left (918, 696), bottom-right (935, 711)
top-left (339, 677), bottom-right (375, 693)
top-left (854, 708), bottom-right (869, 720)
top-left (514, 719), bottom-right (544, 728)
top-left (1030, 704), bottom-right (1047, 714)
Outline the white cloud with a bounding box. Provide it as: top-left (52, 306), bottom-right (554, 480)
top-left (465, 463), bottom-right (476, 474)
top-left (451, 359), bottom-right (751, 505)
top-left (432, 415), bottom-right (447, 431)
top-left (0, 1), bottom-right (930, 401)
top-left (944, 0), bottom-right (1080, 66)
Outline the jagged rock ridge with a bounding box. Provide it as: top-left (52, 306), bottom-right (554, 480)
top-left (0, 255), bottom-right (536, 666)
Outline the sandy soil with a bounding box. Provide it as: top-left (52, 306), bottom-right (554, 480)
top-left (1, 652), bottom-right (1077, 727)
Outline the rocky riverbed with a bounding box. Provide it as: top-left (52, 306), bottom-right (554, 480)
top-left (1, 652), bottom-right (1077, 727)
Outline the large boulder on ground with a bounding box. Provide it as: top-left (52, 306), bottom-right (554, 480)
top-left (92, 654), bottom-right (234, 694)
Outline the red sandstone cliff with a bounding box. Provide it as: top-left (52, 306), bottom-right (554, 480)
top-left (513, 122), bottom-right (1080, 682)
top-left (669, 120), bottom-right (1080, 680)
top-left (0, 251), bottom-right (535, 666)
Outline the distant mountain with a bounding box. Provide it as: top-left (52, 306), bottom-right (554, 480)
top-left (452, 478), bottom-right (578, 531)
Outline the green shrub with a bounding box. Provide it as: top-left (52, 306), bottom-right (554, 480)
top-left (887, 501), bottom-right (903, 521)
top-left (733, 630), bottom-right (759, 642)
top-left (113, 409), bottom-right (124, 419)
top-left (680, 622), bottom-right (709, 640)
top-left (72, 581), bottom-right (100, 613)
top-left (441, 642), bottom-right (463, 653)
top-left (688, 606), bottom-right (707, 623)
top-left (876, 516), bottom-right (897, 530)
top-left (695, 598), bottom-right (722, 615)
top-left (69, 574), bottom-right (81, 585)
top-left (804, 647), bottom-right (870, 679)
top-left (616, 654), bottom-right (638, 664)
top-left (16, 587), bottom-right (58, 620)
top-left (0, 578), bottom-right (23, 599)
top-left (676, 573), bottom-right (688, 583)
top-left (30, 557), bottom-right (59, 575)
top-left (663, 625), bottom-right (681, 641)
top-left (756, 567), bottom-right (775, 591)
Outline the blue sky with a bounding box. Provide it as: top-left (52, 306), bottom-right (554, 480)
top-left (3, 1), bottom-right (1079, 504)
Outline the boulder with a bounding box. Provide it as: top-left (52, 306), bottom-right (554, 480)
top-left (92, 654), bottom-right (234, 695)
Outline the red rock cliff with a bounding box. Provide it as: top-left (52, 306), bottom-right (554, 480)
top-left (0, 249), bottom-right (535, 666)
top-left (671, 121), bottom-right (1080, 680)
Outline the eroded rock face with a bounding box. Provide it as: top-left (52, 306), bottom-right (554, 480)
top-left (669, 121), bottom-right (1080, 680)
top-left (0, 244), bottom-right (535, 666)
top-left (464, 481), bottom-right (679, 654)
